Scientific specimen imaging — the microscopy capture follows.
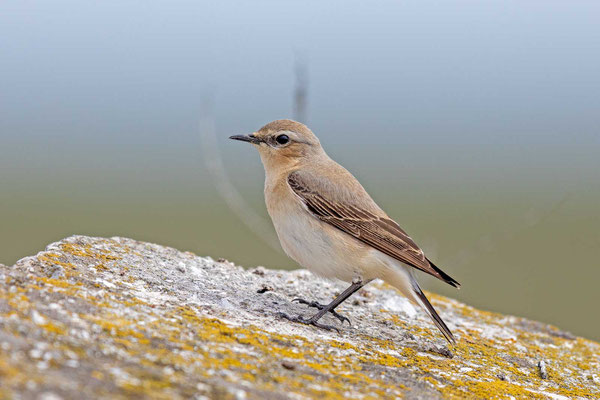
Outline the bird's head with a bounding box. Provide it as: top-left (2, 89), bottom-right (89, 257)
top-left (230, 119), bottom-right (323, 171)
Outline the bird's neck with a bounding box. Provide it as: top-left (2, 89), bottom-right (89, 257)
top-left (260, 154), bottom-right (299, 186)
top-left (260, 149), bottom-right (330, 189)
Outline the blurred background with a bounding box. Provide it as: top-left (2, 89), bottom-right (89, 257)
top-left (1, 1), bottom-right (598, 340)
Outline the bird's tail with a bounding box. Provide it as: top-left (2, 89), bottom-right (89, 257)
top-left (384, 267), bottom-right (456, 344)
top-left (426, 257), bottom-right (461, 289)
top-left (410, 280), bottom-right (456, 344)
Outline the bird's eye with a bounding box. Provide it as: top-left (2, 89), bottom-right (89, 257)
top-left (275, 134), bottom-right (290, 145)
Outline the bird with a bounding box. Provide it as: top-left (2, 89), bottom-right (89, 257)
top-left (229, 119), bottom-right (460, 343)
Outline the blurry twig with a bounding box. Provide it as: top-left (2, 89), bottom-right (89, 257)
top-left (293, 50), bottom-right (308, 124)
top-left (199, 100), bottom-right (282, 254)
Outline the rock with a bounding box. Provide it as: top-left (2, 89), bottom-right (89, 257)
top-left (0, 235), bottom-right (598, 399)
top-left (538, 360), bottom-right (548, 380)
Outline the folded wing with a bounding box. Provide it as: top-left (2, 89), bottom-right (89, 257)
top-left (288, 171), bottom-right (460, 288)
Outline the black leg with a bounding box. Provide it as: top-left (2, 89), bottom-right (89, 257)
top-left (291, 298), bottom-right (351, 325)
top-left (278, 280), bottom-right (365, 332)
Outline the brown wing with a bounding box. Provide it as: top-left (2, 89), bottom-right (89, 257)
top-left (288, 171), bottom-right (460, 288)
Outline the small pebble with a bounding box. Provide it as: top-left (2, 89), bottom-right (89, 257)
top-left (538, 360), bottom-right (548, 379)
top-left (281, 361), bottom-right (296, 370)
top-left (251, 267), bottom-right (266, 276)
top-left (31, 310), bottom-right (46, 325)
top-left (257, 285), bottom-right (273, 294)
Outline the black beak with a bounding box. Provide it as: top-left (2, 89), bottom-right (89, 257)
top-left (229, 134), bottom-right (262, 144)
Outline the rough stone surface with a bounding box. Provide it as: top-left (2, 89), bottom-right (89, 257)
top-left (0, 235), bottom-right (598, 399)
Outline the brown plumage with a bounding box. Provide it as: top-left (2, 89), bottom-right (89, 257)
top-left (230, 119), bottom-right (460, 343)
top-left (288, 171), bottom-right (460, 288)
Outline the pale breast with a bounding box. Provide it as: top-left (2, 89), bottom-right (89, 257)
top-left (264, 176), bottom-right (367, 282)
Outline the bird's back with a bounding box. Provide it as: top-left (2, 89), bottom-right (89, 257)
top-left (293, 157), bottom-right (388, 217)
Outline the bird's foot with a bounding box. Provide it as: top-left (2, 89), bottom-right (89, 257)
top-left (277, 312), bottom-right (341, 333)
top-left (291, 298), bottom-right (351, 326)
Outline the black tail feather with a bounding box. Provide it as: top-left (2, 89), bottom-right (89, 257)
top-left (427, 257), bottom-right (461, 289)
top-left (412, 283), bottom-right (456, 344)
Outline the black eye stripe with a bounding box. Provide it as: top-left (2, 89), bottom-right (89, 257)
top-left (275, 134), bottom-right (290, 145)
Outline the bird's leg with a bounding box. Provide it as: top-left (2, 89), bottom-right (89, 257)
top-left (291, 298), bottom-right (351, 325)
top-left (279, 278), bottom-right (365, 332)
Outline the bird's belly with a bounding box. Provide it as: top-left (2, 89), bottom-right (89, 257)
top-left (272, 210), bottom-right (364, 282)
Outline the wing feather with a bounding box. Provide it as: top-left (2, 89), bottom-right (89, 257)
top-left (288, 171), bottom-right (460, 288)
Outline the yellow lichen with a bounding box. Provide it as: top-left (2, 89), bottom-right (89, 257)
top-left (2, 239), bottom-right (599, 399)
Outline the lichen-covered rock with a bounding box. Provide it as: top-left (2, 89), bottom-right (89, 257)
top-left (0, 236), bottom-right (598, 399)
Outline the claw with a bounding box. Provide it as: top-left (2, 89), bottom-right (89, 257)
top-left (292, 298), bottom-right (316, 306)
top-left (334, 312), bottom-right (351, 326)
top-left (291, 298), bottom-right (351, 326)
top-left (277, 312), bottom-right (340, 333)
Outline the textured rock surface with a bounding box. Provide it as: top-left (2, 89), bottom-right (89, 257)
top-left (1, 236), bottom-right (599, 399)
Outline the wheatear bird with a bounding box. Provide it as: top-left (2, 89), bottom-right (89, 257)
top-left (230, 120), bottom-right (460, 343)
